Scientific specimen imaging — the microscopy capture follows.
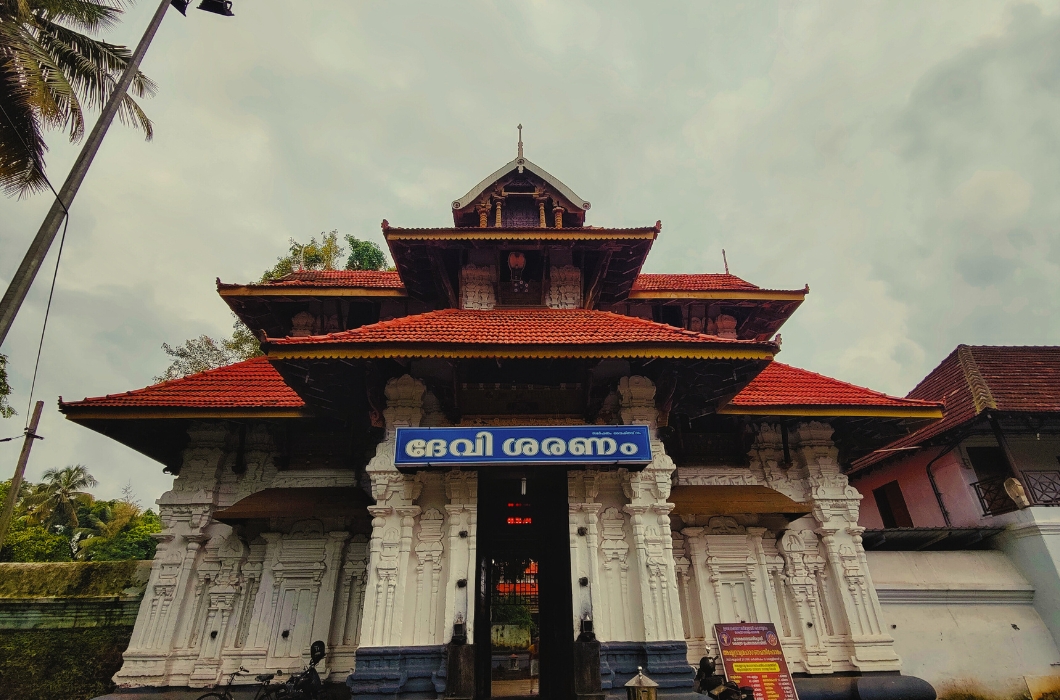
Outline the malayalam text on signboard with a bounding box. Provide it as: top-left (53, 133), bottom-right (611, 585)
top-left (394, 425), bottom-right (653, 468)
top-left (714, 623), bottom-right (798, 700)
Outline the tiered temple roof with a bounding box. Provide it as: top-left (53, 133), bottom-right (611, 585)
top-left (61, 141), bottom-right (944, 471)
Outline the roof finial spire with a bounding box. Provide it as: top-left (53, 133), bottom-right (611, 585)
top-left (722, 249), bottom-right (729, 274)
top-left (517, 124), bottom-right (523, 159)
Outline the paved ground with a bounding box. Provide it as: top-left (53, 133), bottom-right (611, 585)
top-left (491, 678), bottom-right (538, 696)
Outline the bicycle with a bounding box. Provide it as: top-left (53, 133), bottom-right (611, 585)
top-left (195, 665), bottom-right (282, 700)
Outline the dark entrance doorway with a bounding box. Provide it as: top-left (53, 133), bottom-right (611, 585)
top-left (474, 469), bottom-right (574, 700)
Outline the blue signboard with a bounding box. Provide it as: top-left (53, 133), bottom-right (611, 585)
top-left (394, 425), bottom-right (653, 468)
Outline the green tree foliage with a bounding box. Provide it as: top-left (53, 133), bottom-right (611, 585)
top-left (23, 464), bottom-right (97, 530)
top-left (260, 230), bottom-right (348, 282)
top-left (0, 352), bottom-right (14, 417)
top-left (345, 234), bottom-right (387, 271)
top-left (154, 314), bottom-right (263, 382)
top-left (0, 472), bottom-right (161, 562)
top-left (0, 0), bottom-right (156, 196)
top-left (157, 232), bottom-right (389, 380)
top-left (80, 509), bottom-right (160, 561)
top-left (1, 521), bottom-right (72, 562)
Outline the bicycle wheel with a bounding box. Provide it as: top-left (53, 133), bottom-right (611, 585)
top-left (194, 693), bottom-right (229, 700)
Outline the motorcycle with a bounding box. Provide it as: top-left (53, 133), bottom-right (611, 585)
top-left (693, 656), bottom-right (755, 700)
top-left (275, 640), bottom-right (327, 700)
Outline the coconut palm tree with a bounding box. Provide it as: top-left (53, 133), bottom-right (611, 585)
top-left (0, 0), bottom-right (155, 196)
top-left (23, 464), bottom-right (97, 529)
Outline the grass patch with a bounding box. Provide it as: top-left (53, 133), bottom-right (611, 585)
top-left (0, 626), bottom-right (133, 700)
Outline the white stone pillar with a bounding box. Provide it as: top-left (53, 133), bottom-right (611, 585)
top-left (618, 375), bottom-right (682, 644)
top-left (442, 470), bottom-right (477, 643)
top-left (359, 374), bottom-right (427, 649)
top-left (310, 531), bottom-right (349, 673)
top-left (797, 423), bottom-right (900, 672)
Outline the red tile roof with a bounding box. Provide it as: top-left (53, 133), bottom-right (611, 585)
top-left (258, 270), bottom-right (405, 289)
top-left (60, 357), bottom-right (304, 412)
top-left (851, 345), bottom-right (1060, 471)
top-left (632, 273), bottom-right (761, 292)
top-left (723, 363), bottom-right (943, 412)
top-left (264, 309), bottom-right (777, 359)
top-left (60, 355), bottom-right (930, 419)
top-left (219, 271), bottom-right (788, 295)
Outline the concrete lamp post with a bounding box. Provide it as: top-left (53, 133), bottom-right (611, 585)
top-left (0, 0), bottom-right (235, 348)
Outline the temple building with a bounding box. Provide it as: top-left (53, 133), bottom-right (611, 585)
top-left (61, 141), bottom-right (946, 700)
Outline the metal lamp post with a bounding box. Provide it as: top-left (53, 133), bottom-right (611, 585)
top-left (0, 0), bottom-right (234, 348)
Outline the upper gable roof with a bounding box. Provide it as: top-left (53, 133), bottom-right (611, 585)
top-left (451, 155), bottom-right (590, 222)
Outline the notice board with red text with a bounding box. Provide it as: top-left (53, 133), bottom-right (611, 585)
top-left (713, 623), bottom-right (799, 700)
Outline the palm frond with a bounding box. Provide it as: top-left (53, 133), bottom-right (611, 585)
top-left (4, 22), bottom-right (85, 138)
top-left (33, 20), bottom-right (155, 138)
top-left (28, 0), bottom-right (125, 33)
top-left (0, 45), bottom-right (49, 195)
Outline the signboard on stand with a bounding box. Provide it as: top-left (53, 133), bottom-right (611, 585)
top-left (713, 623), bottom-right (798, 700)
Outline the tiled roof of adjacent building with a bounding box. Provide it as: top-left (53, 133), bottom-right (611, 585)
top-left (59, 357), bottom-right (305, 414)
top-left (851, 345), bottom-right (1060, 472)
top-left (722, 363), bottom-right (944, 414)
top-left (264, 308), bottom-right (778, 359)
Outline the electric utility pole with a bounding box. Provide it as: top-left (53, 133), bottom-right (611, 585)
top-left (0, 0), bottom-right (173, 348)
top-left (0, 401), bottom-right (44, 550)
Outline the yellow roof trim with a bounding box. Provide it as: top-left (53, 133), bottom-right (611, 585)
top-left (63, 408), bottom-right (309, 420)
top-left (219, 286), bottom-right (406, 298)
top-left (628, 289), bottom-right (807, 301)
top-left (385, 228), bottom-right (657, 242)
top-left (268, 344), bottom-right (775, 361)
top-left (718, 405), bottom-right (944, 419)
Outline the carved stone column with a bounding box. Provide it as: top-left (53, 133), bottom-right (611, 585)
top-left (114, 424), bottom-right (225, 687)
top-left (797, 422), bottom-right (900, 671)
top-left (413, 508), bottom-right (445, 644)
top-left (569, 471), bottom-right (602, 627)
top-left (598, 506), bottom-right (632, 641)
top-left (553, 205), bottom-right (564, 228)
top-left (309, 530), bottom-right (350, 674)
top-left (443, 470), bottom-right (478, 643)
top-left (359, 375), bottom-right (427, 650)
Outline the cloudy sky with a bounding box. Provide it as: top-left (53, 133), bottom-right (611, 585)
top-left (2, 0), bottom-right (1060, 502)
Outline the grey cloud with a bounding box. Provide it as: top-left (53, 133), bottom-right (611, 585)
top-left (3, 0), bottom-right (1060, 504)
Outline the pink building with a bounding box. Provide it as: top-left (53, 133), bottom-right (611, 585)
top-left (849, 346), bottom-right (1060, 697)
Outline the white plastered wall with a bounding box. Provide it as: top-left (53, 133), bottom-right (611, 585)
top-left (867, 550), bottom-right (1060, 696)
